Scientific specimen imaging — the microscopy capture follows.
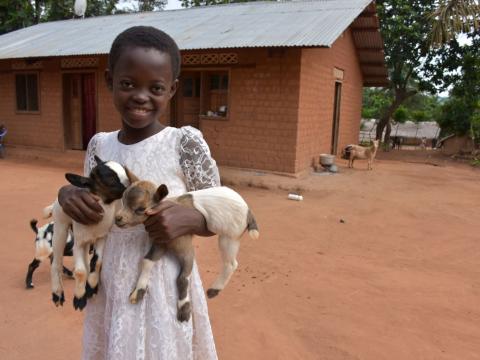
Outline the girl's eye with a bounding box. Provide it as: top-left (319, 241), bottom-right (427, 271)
top-left (135, 207), bottom-right (146, 215)
top-left (152, 85), bottom-right (166, 94)
top-left (120, 80), bottom-right (134, 89)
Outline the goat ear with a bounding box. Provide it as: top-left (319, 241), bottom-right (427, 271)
top-left (124, 166), bottom-right (139, 184)
top-left (65, 173), bottom-right (92, 188)
top-left (153, 184), bottom-right (169, 203)
top-left (94, 155), bottom-right (105, 165)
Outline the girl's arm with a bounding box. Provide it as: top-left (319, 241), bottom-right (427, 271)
top-left (145, 127), bottom-right (219, 243)
top-left (58, 133), bottom-right (103, 225)
top-left (58, 185), bottom-right (103, 225)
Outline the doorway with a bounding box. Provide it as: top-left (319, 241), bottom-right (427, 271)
top-left (175, 71), bottom-right (201, 128)
top-left (62, 73), bottom-right (96, 150)
top-left (330, 81), bottom-right (342, 155)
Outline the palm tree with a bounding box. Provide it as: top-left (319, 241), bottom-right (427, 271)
top-left (430, 0), bottom-right (480, 46)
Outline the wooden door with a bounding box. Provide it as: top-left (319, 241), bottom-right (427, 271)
top-left (62, 73), bottom-right (96, 150)
top-left (176, 72), bottom-right (201, 128)
top-left (330, 81), bottom-right (342, 155)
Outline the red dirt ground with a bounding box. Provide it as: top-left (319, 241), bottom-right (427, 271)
top-left (1, 150), bottom-right (479, 360)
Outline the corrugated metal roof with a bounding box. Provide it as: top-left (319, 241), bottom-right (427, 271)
top-left (0, 0), bottom-right (374, 59)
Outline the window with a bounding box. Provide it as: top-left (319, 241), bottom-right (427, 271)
top-left (15, 73), bottom-right (39, 112)
top-left (182, 77), bottom-right (201, 98)
top-left (204, 71), bottom-right (229, 117)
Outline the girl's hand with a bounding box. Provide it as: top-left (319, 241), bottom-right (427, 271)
top-left (144, 201), bottom-right (213, 244)
top-left (58, 185), bottom-right (104, 225)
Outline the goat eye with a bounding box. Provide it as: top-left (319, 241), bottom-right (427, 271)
top-left (135, 207), bottom-right (146, 215)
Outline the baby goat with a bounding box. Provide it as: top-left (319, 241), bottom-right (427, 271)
top-left (48, 156), bottom-right (128, 310)
top-left (25, 219), bottom-right (74, 289)
top-left (115, 170), bottom-right (259, 322)
top-left (341, 140), bottom-right (380, 170)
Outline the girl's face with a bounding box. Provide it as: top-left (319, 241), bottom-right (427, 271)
top-left (107, 47), bottom-right (177, 131)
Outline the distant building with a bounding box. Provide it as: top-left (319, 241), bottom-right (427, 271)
top-left (0, 0), bottom-right (387, 174)
top-left (437, 135), bottom-right (475, 155)
top-left (360, 119), bottom-right (440, 147)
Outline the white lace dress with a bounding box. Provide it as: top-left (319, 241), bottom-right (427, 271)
top-left (81, 126), bottom-right (219, 360)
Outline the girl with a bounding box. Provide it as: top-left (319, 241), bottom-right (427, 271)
top-left (58, 26), bottom-right (218, 359)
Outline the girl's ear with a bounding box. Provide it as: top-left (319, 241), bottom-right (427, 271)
top-left (169, 79), bottom-right (178, 99)
top-left (65, 173), bottom-right (92, 188)
top-left (124, 166), bottom-right (139, 184)
top-left (104, 69), bottom-right (113, 91)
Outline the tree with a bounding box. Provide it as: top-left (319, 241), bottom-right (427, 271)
top-left (361, 88), bottom-right (392, 119)
top-left (393, 105), bottom-right (408, 123)
top-left (436, 34), bottom-right (480, 142)
top-left (0, 0), bottom-right (34, 34)
top-left (138, 0), bottom-right (166, 11)
top-left (430, 0), bottom-right (480, 46)
top-left (374, 0), bottom-right (449, 144)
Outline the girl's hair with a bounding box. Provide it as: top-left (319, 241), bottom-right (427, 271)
top-left (108, 26), bottom-right (181, 80)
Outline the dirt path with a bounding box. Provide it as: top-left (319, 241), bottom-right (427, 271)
top-left (1, 152), bottom-right (479, 360)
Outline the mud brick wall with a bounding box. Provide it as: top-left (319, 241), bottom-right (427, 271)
top-left (200, 48), bottom-right (301, 174)
top-left (296, 29), bottom-right (363, 173)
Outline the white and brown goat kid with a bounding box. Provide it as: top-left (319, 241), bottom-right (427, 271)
top-left (115, 171), bottom-right (259, 322)
top-left (341, 139), bottom-right (380, 170)
top-left (48, 156), bottom-right (129, 310)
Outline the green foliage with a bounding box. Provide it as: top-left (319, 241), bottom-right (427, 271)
top-left (436, 34), bottom-right (480, 137)
top-left (377, 0), bottom-right (440, 94)
top-left (0, 0), bottom-right (34, 34)
top-left (429, 0), bottom-right (480, 46)
top-left (361, 88), bottom-right (392, 119)
top-left (0, 0), bottom-right (166, 35)
top-left (362, 88), bottom-right (442, 122)
top-left (470, 109), bottom-right (480, 142)
top-left (393, 105), bottom-right (408, 123)
top-left (137, 0), bottom-right (167, 11)
top-left (411, 110), bottom-right (428, 122)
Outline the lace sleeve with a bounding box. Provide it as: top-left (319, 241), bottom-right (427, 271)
top-left (84, 134), bottom-right (100, 176)
top-left (179, 127), bottom-right (221, 191)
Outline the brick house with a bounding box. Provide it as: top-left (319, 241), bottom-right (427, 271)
top-left (0, 0), bottom-right (387, 175)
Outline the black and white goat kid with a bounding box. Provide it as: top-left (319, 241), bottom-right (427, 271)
top-left (25, 219), bottom-right (74, 289)
top-left (48, 156), bottom-right (129, 310)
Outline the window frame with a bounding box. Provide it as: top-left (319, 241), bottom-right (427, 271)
top-left (200, 68), bottom-right (230, 121)
top-left (14, 71), bottom-right (41, 114)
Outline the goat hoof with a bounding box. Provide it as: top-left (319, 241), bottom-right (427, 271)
top-left (177, 302), bottom-right (192, 322)
top-left (26, 283), bottom-right (34, 289)
top-left (52, 292), bottom-right (65, 306)
top-left (73, 295), bottom-right (87, 311)
top-left (85, 282), bottom-right (98, 299)
top-left (206, 288), bottom-right (220, 298)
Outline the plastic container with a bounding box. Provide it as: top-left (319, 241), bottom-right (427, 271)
top-left (288, 194), bottom-right (303, 201)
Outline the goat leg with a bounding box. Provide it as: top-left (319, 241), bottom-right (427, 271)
top-left (50, 219), bottom-right (70, 307)
top-left (171, 236), bottom-right (195, 322)
top-left (72, 243), bottom-right (89, 311)
top-left (49, 253), bottom-right (73, 278)
top-left (86, 237), bottom-right (106, 298)
top-left (130, 243), bottom-right (166, 304)
top-left (25, 258), bottom-right (41, 289)
top-left (207, 235), bottom-right (240, 299)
